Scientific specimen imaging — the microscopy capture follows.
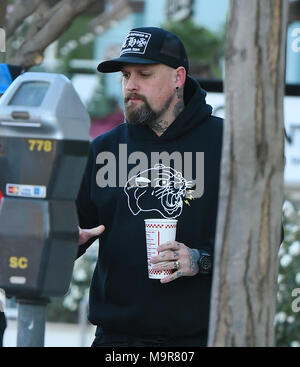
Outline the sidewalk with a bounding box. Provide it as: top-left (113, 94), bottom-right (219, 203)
top-left (3, 318), bottom-right (96, 347)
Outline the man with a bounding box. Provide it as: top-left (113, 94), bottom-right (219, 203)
top-left (0, 63), bottom-right (24, 347)
top-left (76, 27), bottom-right (223, 347)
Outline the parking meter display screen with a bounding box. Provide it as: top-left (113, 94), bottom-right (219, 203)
top-left (8, 81), bottom-right (49, 107)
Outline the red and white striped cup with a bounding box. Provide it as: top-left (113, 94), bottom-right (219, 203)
top-left (144, 218), bottom-right (178, 279)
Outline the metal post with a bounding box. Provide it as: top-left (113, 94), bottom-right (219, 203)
top-left (79, 294), bottom-right (89, 347)
top-left (16, 298), bottom-right (49, 347)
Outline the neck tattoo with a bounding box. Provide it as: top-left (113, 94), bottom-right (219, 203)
top-left (174, 87), bottom-right (184, 119)
top-left (151, 120), bottom-right (171, 135)
top-left (151, 87), bottom-right (185, 136)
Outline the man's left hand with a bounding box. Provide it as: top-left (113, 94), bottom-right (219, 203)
top-left (150, 241), bottom-right (200, 284)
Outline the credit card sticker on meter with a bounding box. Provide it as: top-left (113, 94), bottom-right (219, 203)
top-left (6, 184), bottom-right (46, 198)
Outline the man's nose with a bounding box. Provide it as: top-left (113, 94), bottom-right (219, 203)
top-left (125, 76), bottom-right (139, 91)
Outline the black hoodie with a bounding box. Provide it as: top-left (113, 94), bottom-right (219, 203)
top-left (76, 76), bottom-right (223, 339)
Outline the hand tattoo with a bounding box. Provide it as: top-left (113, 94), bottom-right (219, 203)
top-left (188, 248), bottom-right (200, 275)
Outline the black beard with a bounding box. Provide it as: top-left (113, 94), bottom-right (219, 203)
top-left (125, 95), bottom-right (173, 128)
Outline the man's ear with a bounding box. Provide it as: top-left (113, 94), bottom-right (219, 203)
top-left (175, 66), bottom-right (186, 89)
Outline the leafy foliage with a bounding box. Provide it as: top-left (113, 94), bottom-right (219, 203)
top-left (163, 20), bottom-right (225, 78)
top-left (58, 16), bottom-right (94, 61)
top-left (47, 255), bottom-right (96, 323)
top-left (275, 197), bottom-right (300, 347)
top-left (86, 77), bottom-right (119, 118)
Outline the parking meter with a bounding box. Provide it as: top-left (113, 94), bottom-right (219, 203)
top-left (0, 72), bottom-right (90, 299)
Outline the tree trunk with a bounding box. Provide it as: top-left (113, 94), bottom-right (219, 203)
top-left (9, 0), bottom-right (99, 70)
top-left (208, 0), bottom-right (288, 347)
top-left (0, 1), bottom-right (7, 27)
top-left (0, 0), bottom-right (8, 62)
top-left (5, 0), bottom-right (40, 39)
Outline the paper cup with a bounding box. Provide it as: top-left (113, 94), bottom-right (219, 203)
top-left (144, 218), bottom-right (178, 279)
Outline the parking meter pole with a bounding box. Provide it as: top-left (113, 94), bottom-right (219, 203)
top-left (16, 298), bottom-right (49, 347)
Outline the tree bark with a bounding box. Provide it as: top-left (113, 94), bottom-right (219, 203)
top-left (5, 0), bottom-right (41, 39)
top-left (9, 0), bottom-right (99, 70)
top-left (0, 0), bottom-right (8, 62)
top-left (0, 0), bottom-right (8, 27)
top-left (208, 0), bottom-right (288, 347)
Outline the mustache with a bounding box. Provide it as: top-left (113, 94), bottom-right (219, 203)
top-left (124, 93), bottom-right (147, 104)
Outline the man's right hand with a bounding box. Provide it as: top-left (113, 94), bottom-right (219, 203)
top-left (78, 225), bottom-right (105, 245)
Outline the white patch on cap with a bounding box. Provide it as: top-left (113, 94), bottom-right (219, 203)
top-left (121, 31), bottom-right (152, 55)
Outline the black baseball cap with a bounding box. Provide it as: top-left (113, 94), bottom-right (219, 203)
top-left (97, 27), bottom-right (189, 73)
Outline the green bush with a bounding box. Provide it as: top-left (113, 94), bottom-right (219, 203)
top-left (46, 255), bottom-right (95, 323)
top-left (276, 197), bottom-right (300, 347)
top-left (162, 19), bottom-right (225, 78)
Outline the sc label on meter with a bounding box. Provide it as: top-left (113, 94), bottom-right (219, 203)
top-left (9, 256), bottom-right (28, 269)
